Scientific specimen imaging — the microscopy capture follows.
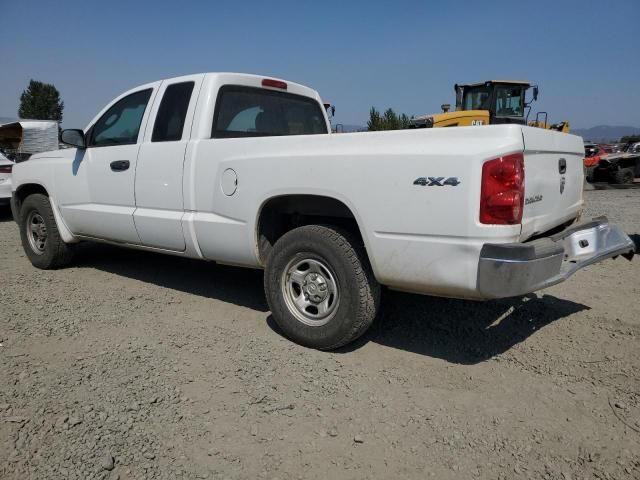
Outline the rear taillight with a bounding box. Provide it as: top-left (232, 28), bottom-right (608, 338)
top-left (480, 152), bottom-right (524, 225)
top-left (0, 165), bottom-right (12, 174)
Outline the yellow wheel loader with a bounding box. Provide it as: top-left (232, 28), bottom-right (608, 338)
top-left (410, 80), bottom-right (569, 133)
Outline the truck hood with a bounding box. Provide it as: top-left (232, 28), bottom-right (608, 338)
top-left (28, 149), bottom-right (68, 161)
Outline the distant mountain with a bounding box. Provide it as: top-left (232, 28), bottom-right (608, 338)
top-left (572, 125), bottom-right (640, 142)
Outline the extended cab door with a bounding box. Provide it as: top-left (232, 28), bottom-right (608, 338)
top-left (133, 75), bottom-right (203, 250)
top-left (57, 84), bottom-right (158, 244)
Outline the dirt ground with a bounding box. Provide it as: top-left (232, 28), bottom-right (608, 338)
top-left (1, 187), bottom-right (639, 480)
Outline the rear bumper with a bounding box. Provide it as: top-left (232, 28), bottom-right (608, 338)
top-left (477, 217), bottom-right (636, 299)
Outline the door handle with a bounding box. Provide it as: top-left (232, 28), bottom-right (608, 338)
top-left (110, 160), bottom-right (130, 172)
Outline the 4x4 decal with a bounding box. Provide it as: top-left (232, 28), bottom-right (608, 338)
top-left (413, 177), bottom-right (461, 187)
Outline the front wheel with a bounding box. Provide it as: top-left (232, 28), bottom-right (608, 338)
top-left (18, 194), bottom-right (75, 269)
top-left (264, 225), bottom-right (380, 350)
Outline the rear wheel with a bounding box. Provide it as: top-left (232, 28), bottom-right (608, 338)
top-left (264, 225), bottom-right (380, 350)
top-left (19, 194), bottom-right (75, 269)
top-left (613, 168), bottom-right (634, 185)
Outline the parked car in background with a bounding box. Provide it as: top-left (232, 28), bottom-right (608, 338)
top-left (592, 141), bottom-right (640, 184)
top-left (0, 150), bottom-right (14, 207)
top-left (583, 143), bottom-right (608, 182)
top-left (610, 143), bottom-right (626, 153)
top-left (599, 144), bottom-right (615, 154)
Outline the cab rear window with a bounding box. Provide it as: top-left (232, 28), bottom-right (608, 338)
top-left (212, 85), bottom-right (327, 138)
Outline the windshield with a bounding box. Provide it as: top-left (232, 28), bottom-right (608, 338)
top-left (461, 84), bottom-right (526, 117)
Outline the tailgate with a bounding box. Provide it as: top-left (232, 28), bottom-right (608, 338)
top-left (520, 127), bottom-right (584, 240)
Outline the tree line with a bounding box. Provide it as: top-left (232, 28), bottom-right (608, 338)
top-left (367, 107), bottom-right (412, 131)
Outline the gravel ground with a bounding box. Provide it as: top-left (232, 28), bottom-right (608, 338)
top-left (1, 188), bottom-right (639, 480)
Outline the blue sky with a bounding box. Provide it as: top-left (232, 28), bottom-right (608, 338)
top-left (1, 0), bottom-right (638, 129)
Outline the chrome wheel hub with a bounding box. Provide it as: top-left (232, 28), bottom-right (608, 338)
top-left (281, 257), bottom-right (339, 326)
top-left (303, 273), bottom-right (329, 303)
top-left (26, 211), bottom-right (47, 255)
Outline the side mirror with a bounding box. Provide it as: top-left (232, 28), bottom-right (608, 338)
top-left (533, 86), bottom-right (539, 101)
top-left (60, 129), bottom-right (86, 149)
top-left (331, 105), bottom-right (335, 117)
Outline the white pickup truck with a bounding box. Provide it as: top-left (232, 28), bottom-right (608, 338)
top-left (11, 73), bottom-right (636, 349)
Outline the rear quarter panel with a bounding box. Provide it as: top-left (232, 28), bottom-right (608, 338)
top-left (185, 125), bottom-right (526, 297)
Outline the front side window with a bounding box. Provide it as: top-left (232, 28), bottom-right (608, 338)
top-left (152, 82), bottom-right (195, 142)
top-left (212, 85), bottom-right (327, 138)
top-left (494, 86), bottom-right (524, 117)
top-left (90, 89), bottom-right (152, 147)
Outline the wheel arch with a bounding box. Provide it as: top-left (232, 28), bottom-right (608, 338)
top-left (13, 183), bottom-right (77, 243)
top-left (255, 193), bottom-right (376, 272)
top-left (12, 183), bottom-right (49, 220)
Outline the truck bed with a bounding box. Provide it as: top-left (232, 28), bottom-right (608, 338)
top-left (187, 124), bottom-right (584, 298)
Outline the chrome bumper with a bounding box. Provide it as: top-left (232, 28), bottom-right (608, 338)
top-left (477, 217), bottom-right (636, 299)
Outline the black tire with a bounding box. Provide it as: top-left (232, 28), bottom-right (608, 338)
top-left (264, 225), bottom-right (380, 350)
top-left (613, 168), bottom-right (634, 185)
top-left (591, 168), bottom-right (608, 183)
top-left (19, 194), bottom-right (75, 269)
top-left (584, 166), bottom-right (596, 183)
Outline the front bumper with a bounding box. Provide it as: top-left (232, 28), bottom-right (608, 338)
top-left (477, 217), bottom-right (636, 299)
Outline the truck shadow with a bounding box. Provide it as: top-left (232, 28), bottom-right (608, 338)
top-left (76, 243), bottom-right (268, 313)
top-left (79, 243), bottom-right (588, 365)
top-left (333, 290), bottom-right (589, 364)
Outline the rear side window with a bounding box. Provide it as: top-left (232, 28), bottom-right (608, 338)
top-left (152, 82), bottom-right (195, 142)
top-left (212, 85), bottom-right (327, 138)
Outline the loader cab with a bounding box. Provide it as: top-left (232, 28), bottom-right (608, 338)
top-left (455, 80), bottom-right (533, 125)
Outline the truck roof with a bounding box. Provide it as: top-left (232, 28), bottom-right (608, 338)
top-left (160, 72), bottom-right (322, 102)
